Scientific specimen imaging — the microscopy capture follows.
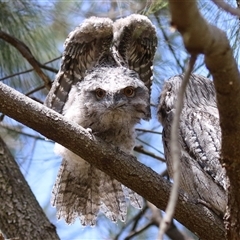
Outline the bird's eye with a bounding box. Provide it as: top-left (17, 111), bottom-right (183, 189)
top-left (123, 87), bottom-right (135, 97)
top-left (95, 88), bottom-right (106, 99)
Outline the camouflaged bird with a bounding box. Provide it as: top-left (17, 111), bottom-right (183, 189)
top-left (158, 74), bottom-right (228, 216)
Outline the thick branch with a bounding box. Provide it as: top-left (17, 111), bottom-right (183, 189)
top-left (169, 1), bottom-right (240, 238)
top-left (0, 31), bottom-right (52, 90)
top-left (0, 136), bottom-right (59, 239)
top-left (0, 81), bottom-right (225, 239)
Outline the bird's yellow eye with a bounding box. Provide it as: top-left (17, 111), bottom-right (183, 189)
top-left (95, 88), bottom-right (106, 99)
top-left (124, 87), bottom-right (135, 97)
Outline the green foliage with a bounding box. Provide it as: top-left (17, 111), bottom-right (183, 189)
top-left (0, 1), bottom-right (57, 76)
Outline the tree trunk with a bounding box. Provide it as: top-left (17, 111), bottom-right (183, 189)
top-left (0, 136), bottom-right (59, 239)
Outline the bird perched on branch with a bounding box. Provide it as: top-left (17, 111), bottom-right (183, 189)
top-left (45, 14), bottom-right (157, 225)
top-left (158, 74), bottom-right (227, 216)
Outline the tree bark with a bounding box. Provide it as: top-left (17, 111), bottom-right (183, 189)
top-left (168, 1), bottom-right (240, 239)
top-left (0, 79), bottom-right (225, 239)
top-left (0, 136), bottom-right (59, 239)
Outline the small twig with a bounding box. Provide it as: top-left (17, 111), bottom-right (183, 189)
top-left (136, 137), bottom-right (164, 155)
top-left (45, 56), bottom-right (62, 64)
top-left (148, 202), bottom-right (190, 240)
top-left (212, 0), bottom-right (240, 18)
top-left (0, 124), bottom-right (45, 141)
top-left (125, 222), bottom-right (154, 240)
top-left (25, 85), bottom-right (46, 96)
top-left (0, 56), bottom-right (60, 82)
top-left (38, 64), bottom-right (58, 73)
top-left (134, 145), bottom-right (165, 162)
top-left (130, 203), bottom-right (148, 231)
top-left (154, 14), bottom-right (185, 72)
top-left (23, 138), bottom-right (37, 175)
top-left (0, 31), bottom-right (52, 90)
top-left (36, 56), bottom-right (61, 73)
top-left (150, 102), bottom-right (157, 107)
top-left (135, 128), bottom-right (162, 135)
top-left (114, 205), bottom-right (148, 240)
top-left (0, 68), bottom-right (34, 81)
top-left (158, 54), bottom-right (197, 239)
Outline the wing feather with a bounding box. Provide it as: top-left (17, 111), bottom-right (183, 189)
top-left (113, 14), bottom-right (157, 119)
top-left (45, 17), bottom-right (113, 113)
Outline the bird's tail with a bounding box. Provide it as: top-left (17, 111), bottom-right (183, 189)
top-left (52, 159), bottom-right (100, 225)
top-left (52, 159), bottom-right (142, 225)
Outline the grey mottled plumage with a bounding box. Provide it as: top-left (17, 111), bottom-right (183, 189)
top-left (45, 15), bottom-right (157, 225)
top-left (158, 74), bottom-right (227, 215)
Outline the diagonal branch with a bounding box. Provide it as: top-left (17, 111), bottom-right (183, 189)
top-left (134, 145), bottom-right (165, 162)
top-left (0, 57), bottom-right (60, 82)
top-left (154, 14), bottom-right (185, 72)
top-left (0, 31), bottom-right (52, 90)
top-left (0, 81), bottom-right (225, 240)
top-left (212, 0), bottom-right (240, 17)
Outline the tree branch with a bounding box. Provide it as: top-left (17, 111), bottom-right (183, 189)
top-left (0, 56), bottom-right (60, 82)
top-left (135, 128), bottom-right (162, 135)
top-left (159, 54), bottom-right (197, 239)
top-left (168, 0), bottom-right (240, 238)
top-left (25, 85), bottom-right (46, 96)
top-left (212, 0), bottom-right (240, 17)
top-left (0, 31), bottom-right (52, 90)
top-left (148, 202), bottom-right (189, 240)
top-left (154, 14), bottom-right (185, 72)
top-left (0, 81), bottom-right (225, 239)
top-left (134, 145), bottom-right (165, 162)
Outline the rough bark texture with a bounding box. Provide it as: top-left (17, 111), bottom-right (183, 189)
top-left (169, 1), bottom-right (240, 239)
top-left (0, 136), bottom-right (59, 239)
top-left (0, 80), bottom-right (225, 239)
